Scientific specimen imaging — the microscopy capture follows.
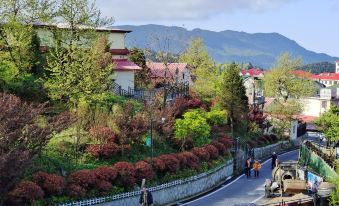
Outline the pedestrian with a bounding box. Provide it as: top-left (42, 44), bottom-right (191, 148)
top-left (139, 187), bottom-right (153, 206)
top-left (245, 157), bottom-right (251, 178)
top-left (253, 160), bottom-right (261, 178)
top-left (271, 152), bottom-right (277, 169)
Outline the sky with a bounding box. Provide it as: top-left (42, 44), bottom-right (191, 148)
top-left (97, 0), bottom-right (339, 57)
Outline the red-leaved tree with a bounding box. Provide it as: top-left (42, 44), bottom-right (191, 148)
top-left (0, 93), bottom-right (70, 204)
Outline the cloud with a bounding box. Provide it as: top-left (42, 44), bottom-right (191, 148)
top-left (96, 0), bottom-right (297, 22)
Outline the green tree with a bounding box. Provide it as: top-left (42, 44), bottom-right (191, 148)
top-left (315, 105), bottom-right (339, 142)
top-left (179, 38), bottom-right (219, 100)
top-left (45, 37), bottom-right (113, 104)
top-left (218, 63), bottom-right (249, 136)
top-left (264, 53), bottom-right (316, 137)
top-left (129, 47), bottom-right (151, 88)
top-left (175, 110), bottom-right (211, 150)
top-left (264, 53), bottom-right (315, 102)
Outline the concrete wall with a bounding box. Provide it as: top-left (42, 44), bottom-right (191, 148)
top-left (100, 161), bottom-right (233, 206)
top-left (113, 71), bottom-right (135, 90)
top-left (253, 141), bottom-right (290, 160)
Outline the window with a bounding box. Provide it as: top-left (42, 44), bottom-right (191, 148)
top-left (335, 81), bottom-right (338, 85)
top-left (322, 101), bottom-right (327, 109)
top-left (329, 81), bottom-right (332, 85)
top-left (182, 73), bottom-right (185, 80)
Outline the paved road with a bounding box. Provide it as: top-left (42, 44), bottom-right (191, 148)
top-left (183, 150), bottom-right (299, 206)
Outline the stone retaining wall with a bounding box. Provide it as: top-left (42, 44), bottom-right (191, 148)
top-left (99, 160), bottom-right (233, 206)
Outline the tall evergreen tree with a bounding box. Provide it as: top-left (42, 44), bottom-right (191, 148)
top-left (218, 63), bottom-right (249, 135)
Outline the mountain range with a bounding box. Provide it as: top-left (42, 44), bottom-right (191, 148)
top-left (116, 24), bottom-right (338, 69)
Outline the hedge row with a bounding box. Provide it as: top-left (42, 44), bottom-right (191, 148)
top-left (6, 136), bottom-right (233, 205)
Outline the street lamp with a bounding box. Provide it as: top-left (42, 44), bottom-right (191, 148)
top-left (147, 114), bottom-right (166, 164)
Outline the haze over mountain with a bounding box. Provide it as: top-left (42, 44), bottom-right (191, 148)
top-left (116, 24), bottom-right (338, 69)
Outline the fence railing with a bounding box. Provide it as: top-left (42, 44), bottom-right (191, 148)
top-left (58, 159), bottom-right (233, 206)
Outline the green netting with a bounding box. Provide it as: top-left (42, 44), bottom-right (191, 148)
top-left (299, 145), bottom-right (338, 180)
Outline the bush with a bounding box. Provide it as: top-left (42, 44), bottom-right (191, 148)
top-left (145, 157), bottom-right (166, 174)
top-left (95, 181), bottom-right (112, 194)
top-left (113, 162), bottom-right (136, 189)
top-left (135, 161), bottom-right (154, 182)
top-left (32, 172), bottom-right (65, 195)
top-left (206, 109), bottom-right (227, 126)
top-left (175, 153), bottom-right (188, 169)
top-left (89, 125), bottom-right (116, 143)
top-left (211, 141), bottom-right (227, 156)
top-left (67, 184), bottom-right (86, 198)
top-left (93, 166), bottom-right (117, 182)
top-left (6, 181), bottom-right (44, 205)
top-left (174, 109), bottom-right (211, 147)
top-left (180, 152), bottom-right (199, 169)
top-left (158, 154), bottom-right (180, 173)
top-left (86, 142), bottom-right (119, 158)
top-left (191, 147), bottom-right (210, 162)
top-left (68, 170), bottom-right (97, 189)
top-left (218, 135), bottom-right (233, 149)
top-left (204, 145), bottom-right (219, 160)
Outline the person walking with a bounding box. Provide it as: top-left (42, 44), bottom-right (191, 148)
top-left (245, 157), bottom-right (251, 178)
top-left (253, 160), bottom-right (261, 178)
top-left (271, 152), bottom-right (277, 169)
top-left (139, 187), bottom-right (153, 206)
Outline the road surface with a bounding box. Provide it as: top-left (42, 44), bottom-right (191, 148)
top-left (183, 150), bottom-right (299, 206)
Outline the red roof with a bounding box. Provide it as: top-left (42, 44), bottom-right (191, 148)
top-left (298, 115), bottom-right (317, 123)
top-left (113, 59), bottom-right (141, 71)
top-left (292, 70), bottom-right (313, 78)
top-left (241, 68), bottom-right (264, 77)
top-left (312, 72), bottom-right (339, 81)
top-left (147, 62), bottom-right (188, 78)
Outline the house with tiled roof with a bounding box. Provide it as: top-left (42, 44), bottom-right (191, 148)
top-left (146, 62), bottom-right (192, 87)
top-left (309, 61), bottom-right (339, 87)
top-left (33, 22), bottom-right (141, 91)
top-left (241, 68), bottom-right (265, 105)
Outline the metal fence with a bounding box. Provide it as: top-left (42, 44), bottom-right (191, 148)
top-left (58, 160), bottom-right (233, 206)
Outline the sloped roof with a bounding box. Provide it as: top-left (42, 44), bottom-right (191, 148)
top-left (312, 72), bottom-right (339, 81)
top-left (291, 70), bottom-right (314, 78)
top-left (241, 68), bottom-right (264, 77)
top-left (113, 59), bottom-right (141, 71)
top-left (146, 62), bottom-right (188, 78)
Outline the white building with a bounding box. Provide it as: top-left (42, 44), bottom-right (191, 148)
top-left (34, 23), bottom-right (140, 91)
top-left (302, 85), bottom-right (339, 117)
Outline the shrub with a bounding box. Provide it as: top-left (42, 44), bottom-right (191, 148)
top-left (158, 154), bottom-right (180, 173)
top-left (175, 153), bottom-right (188, 169)
top-left (32, 172), bottom-right (65, 195)
top-left (204, 145), bottom-right (219, 159)
top-left (89, 125), bottom-right (116, 143)
top-left (68, 170), bottom-right (97, 189)
top-left (145, 157), bottom-right (166, 174)
top-left (86, 142), bottom-right (119, 158)
top-left (174, 109), bottom-right (211, 147)
top-left (6, 181), bottom-right (44, 205)
top-left (206, 109), bottom-right (227, 126)
top-left (93, 166), bottom-right (117, 182)
top-left (180, 152), bottom-right (199, 169)
top-left (96, 181), bottom-right (112, 194)
top-left (191, 147), bottom-right (210, 161)
top-left (113, 162), bottom-right (136, 189)
top-left (67, 184), bottom-right (86, 198)
top-left (135, 161), bottom-right (154, 182)
top-left (211, 141), bottom-right (227, 156)
top-left (218, 135), bottom-right (233, 149)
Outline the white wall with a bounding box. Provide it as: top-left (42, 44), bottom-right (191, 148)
top-left (36, 28), bottom-right (126, 50)
top-left (113, 71), bottom-right (135, 91)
